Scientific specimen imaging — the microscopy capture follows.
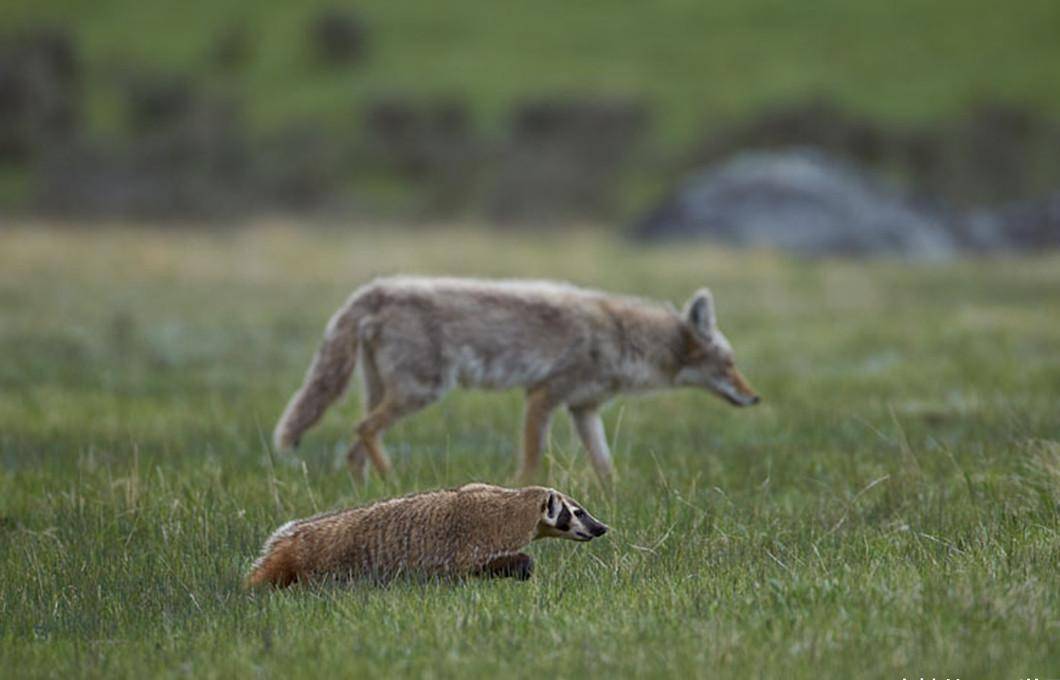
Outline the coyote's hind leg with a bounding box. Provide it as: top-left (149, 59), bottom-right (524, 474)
top-left (518, 385), bottom-right (561, 483)
top-left (354, 392), bottom-right (435, 478)
top-left (346, 348), bottom-right (385, 480)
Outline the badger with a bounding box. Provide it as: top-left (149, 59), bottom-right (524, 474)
top-left (245, 483), bottom-right (609, 587)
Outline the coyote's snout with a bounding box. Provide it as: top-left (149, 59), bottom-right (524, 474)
top-left (274, 277), bottom-right (759, 482)
top-left (713, 367), bottom-right (760, 407)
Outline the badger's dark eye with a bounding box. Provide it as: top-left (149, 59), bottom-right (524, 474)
top-left (574, 509), bottom-right (586, 519)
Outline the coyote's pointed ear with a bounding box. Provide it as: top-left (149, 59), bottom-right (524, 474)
top-left (683, 288), bottom-right (717, 336)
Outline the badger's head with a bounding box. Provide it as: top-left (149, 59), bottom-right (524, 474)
top-left (675, 288), bottom-right (761, 407)
top-left (535, 490), bottom-right (609, 542)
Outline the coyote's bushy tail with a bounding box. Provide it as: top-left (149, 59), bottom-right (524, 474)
top-left (273, 298), bottom-right (362, 452)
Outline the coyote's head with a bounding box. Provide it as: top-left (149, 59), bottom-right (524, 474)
top-left (675, 288), bottom-right (761, 407)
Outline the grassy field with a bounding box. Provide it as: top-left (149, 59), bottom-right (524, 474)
top-left (0, 224), bottom-right (1058, 678)
top-left (5, 0), bottom-right (1060, 142)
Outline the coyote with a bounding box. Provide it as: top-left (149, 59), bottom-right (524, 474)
top-left (274, 277), bottom-right (759, 481)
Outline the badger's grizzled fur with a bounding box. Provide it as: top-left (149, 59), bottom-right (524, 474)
top-left (245, 483), bottom-right (608, 587)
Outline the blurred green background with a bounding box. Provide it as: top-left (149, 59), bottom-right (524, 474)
top-left (3, 4), bottom-right (1060, 675)
top-left (3, 0), bottom-right (1059, 228)
top-left (6, 0), bottom-right (1060, 135)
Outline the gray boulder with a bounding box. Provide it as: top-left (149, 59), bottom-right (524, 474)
top-left (634, 149), bottom-right (957, 258)
top-left (962, 193), bottom-right (1060, 251)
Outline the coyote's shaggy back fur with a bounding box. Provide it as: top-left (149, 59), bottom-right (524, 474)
top-left (245, 483), bottom-right (608, 587)
top-left (274, 277), bottom-right (759, 481)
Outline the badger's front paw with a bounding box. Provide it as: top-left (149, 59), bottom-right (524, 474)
top-left (479, 553), bottom-right (534, 580)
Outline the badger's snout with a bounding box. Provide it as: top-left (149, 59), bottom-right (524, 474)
top-left (577, 520), bottom-right (608, 540)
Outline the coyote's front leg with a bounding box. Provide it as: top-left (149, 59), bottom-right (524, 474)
top-left (570, 404), bottom-right (614, 481)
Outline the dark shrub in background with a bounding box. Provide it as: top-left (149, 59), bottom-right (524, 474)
top-left (487, 97), bottom-right (648, 225)
top-left (0, 27), bottom-right (80, 162)
top-left (310, 7), bottom-right (368, 66)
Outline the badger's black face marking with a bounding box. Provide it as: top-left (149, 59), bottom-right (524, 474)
top-left (555, 504), bottom-right (572, 532)
top-left (546, 492), bottom-right (557, 519)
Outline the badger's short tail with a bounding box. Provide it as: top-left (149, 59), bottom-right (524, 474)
top-left (273, 298), bottom-right (364, 452)
top-left (245, 522), bottom-right (301, 589)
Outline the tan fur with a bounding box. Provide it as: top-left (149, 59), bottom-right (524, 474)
top-left (274, 277), bottom-right (759, 481)
top-left (245, 484), bottom-right (559, 587)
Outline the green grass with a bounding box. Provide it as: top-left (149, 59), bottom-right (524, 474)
top-left (1, 224), bottom-right (1058, 678)
top-left (3, 0), bottom-right (1060, 143)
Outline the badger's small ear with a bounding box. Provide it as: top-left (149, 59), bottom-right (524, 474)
top-left (683, 288), bottom-right (717, 336)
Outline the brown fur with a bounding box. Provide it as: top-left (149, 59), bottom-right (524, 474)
top-left (246, 484), bottom-right (555, 587)
top-left (273, 277), bottom-right (759, 482)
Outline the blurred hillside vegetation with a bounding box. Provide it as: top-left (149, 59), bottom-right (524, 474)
top-left (2, 0), bottom-right (1059, 227)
